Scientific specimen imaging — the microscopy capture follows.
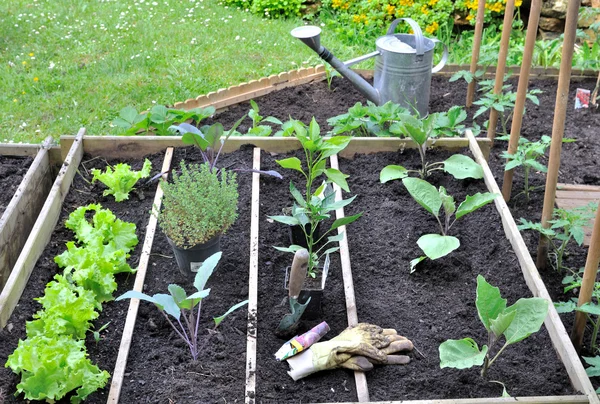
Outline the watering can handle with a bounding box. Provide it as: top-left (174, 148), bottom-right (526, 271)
top-left (431, 38), bottom-right (448, 73)
top-left (386, 18), bottom-right (424, 57)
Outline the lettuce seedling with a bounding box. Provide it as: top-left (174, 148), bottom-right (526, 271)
top-left (403, 177), bottom-right (498, 271)
top-left (117, 252), bottom-right (248, 361)
top-left (91, 158), bottom-right (152, 202)
top-left (439, 275), bottom-right (548, 377)
top-left (6, 334), bottom-right (110, 403)
top-left (269, 118), bottom-right (362, 276)
top-left (380, 113), bottom-right (482, 182)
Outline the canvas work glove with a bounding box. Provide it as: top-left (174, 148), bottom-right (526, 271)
top-left (286, 323), bottom-right (413, 380)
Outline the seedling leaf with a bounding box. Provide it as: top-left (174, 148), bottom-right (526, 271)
top-left (276, 157), bottom-right (303, 173)
top-left (417, 234), bottom-right (460, 260)
top-left (503, 298), bottom-right (548, 345)
top-left (439, 338), bottom-right (488, 369)
top-left (476, 274), bottom-right (507, 331)
top-left (410, 256), bottom-right (427, 273)
top-left (402, 178), bottom-right (442, 217)
top-left (456, 193), bottom-right (498, 220)
top-left (380, 165), bottom-right (409, 183)
top-left (214, 300), bottom-right (249, 327)
top-left (443, 155), bottom-right (484, 179)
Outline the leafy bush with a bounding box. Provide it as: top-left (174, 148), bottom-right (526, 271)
top-left (250, 0), bottom-right (303, 18)
top-left (159, 161), bottom-right (239, 248)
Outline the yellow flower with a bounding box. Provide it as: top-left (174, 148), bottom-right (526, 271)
top-left (515, 0), bottom-right (522, 6)
top-left (13, 99), bottom-right (18, 103)
top-left (29, 52), bottom-right (34, 57)
top-left (425, 21), bottom-right (439, 34)
top-left (22, 61), bottom-right (27, 65)
top-left (466, 14), bottom-right (474, 21)
top-left (33, 77), bottom-right (39, 82)
top-left (22, 91), bottom-right (26, 94)
top-left (352, 14), bottom-right (361, 22)
top-left (428, 0), bottom-right (438, 5)
top-left (420, 5), bottom-right (428, 14)
top-left (386, 4), bottom-right (395, 14)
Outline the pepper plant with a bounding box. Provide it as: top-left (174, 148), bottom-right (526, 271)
top-left (246, 100), bottom-right (283, 136)
top-left (439, 275), bottom-right (549, 378)
top-left (380, 112), bottom-right (482, 183)
top-left (117, 252), bottom-right (248, 361)
top-left (269, 118), bottom-right (362, 277)
top-left (402, 178), bottom-right (498, 271)
top-left (517, 202), bottom-right (596, 272)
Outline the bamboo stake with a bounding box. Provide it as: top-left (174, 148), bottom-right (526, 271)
top-left (591, 71), bottom-right (600, 108)
top-left (571, 200), bottom-right (600, 352)
top-left (536, 0), bottom-right (581, 269)
top-left (501, 0), bottom-right (543, 201)
top-left (486, 0), bottom-right (515, 141)
top-left (466, 0), bottom-right (487, 108)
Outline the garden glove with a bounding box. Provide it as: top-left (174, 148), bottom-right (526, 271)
top-left (286, 323), bottom-right (413, 380)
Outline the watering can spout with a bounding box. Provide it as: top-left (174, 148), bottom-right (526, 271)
top-left (291, 26), bottom-right (381, 105)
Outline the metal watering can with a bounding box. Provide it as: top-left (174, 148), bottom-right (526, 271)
top-left (291, 18), bottom-right (448, 117)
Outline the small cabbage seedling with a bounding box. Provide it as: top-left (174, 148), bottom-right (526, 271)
top-left (269, 118), bottom-right (362, 276)
top-left (403, 177), bottom-right (498, 271)
top-left (112, 105), bottom-right (215, 136)
top-left (171, 118), bottom-right (281, 179)
top-left (380, 113), bottom-right (482, 182)
top-left (518, 202), bottom-right (596, 272)
top-left (116, 252), bottom-right (248, 361)
top-left (246, 100), bottom-right (283, 136)
top-left (439, 275), bottom-right (549, 378)
top-left (91, 159), bottom-right (152, 202)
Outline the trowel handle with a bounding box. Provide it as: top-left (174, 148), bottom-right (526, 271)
top-left (289, 249), bottom-right (309, 299)
top-left (386, 18), bottom-right (424, 56)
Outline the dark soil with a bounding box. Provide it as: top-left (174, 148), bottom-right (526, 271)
top-left (0, 156), bottom-right (33, 216)
top-left (0, 153), bottom-right (164, 403)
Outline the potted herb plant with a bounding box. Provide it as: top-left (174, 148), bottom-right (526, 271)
top-left (158, 161), bottom-right (238, 279)
top-left (269, 118), bottom-right (362, 318)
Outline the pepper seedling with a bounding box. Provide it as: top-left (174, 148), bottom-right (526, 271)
top-left (116, 252), bottom-right (248, 361)
top-left (439, 275), bottom-right (548, 378)
top-left (403, 177), bottom-right (498, 271)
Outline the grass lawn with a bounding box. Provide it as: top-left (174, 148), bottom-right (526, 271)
top-left (1, 0), bottom-right (371, 143)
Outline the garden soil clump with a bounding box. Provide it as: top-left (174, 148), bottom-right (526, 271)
top-left (0, 155), bottom-right (33, 216)
top-left (0, 152), bottom-right (164, 403)
top-left (118, 146), bottom-right (253, 404)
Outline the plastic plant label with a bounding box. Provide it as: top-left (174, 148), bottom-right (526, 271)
top-left (190, 262), bottom-right (204, 273)
top-left (575, 88), bottom-right (590, 109)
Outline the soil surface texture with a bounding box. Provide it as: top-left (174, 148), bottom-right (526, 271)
top-left (0, 155), bottom-right (33, 216)
top-left (0, 152), bottom-right (164, 403)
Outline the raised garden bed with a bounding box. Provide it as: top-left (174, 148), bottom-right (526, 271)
top-left (0, 139), bottom-right (58, 296)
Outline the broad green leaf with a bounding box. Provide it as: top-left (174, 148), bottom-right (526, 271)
top-left (116, 290), bottom-right (156, 304)
top-left (273, 245), bottom-right (304, 253)
top-left (439, 338), bottom-right (488, 369)
top-left (324, 168), bottom-right (350, 193)
top-left (330, 213), bottom-right (362, 232)
top-left (576, 302), bottom-right (600, 316)
top-left (417, 234), bottom-right (460, 260)
top-left (583, 356), bottom-right (600, 377)
top-left (152, 293), bottom-right (181, 319)
top-left (524, 159), bottom-right (548, 173)
top-left (443, 154), bottom-right (484, 180)
top-left (264, 116), bottom-right (283, 125)
top-left (410, 256), bottom-right (427, 273)
top-left (323, 195), bottom-right (357, 212)
top-left (168, 284), bottom-right (192, 309)
top-left (276, 157), bottom-right (303, 173)
top-left (476, 275), bottom-right (507, 331)
top-left (456, 193), bottom-right (498, 220)
top-left (214, 300), bottom-right (249, 327)
top-left (505, 159), bottom-right (522, 171)
top-left (439, 187), bottom-right (456, 217)
top-left (193, 252), bottom-right (221, 292)
top-left (269, 215), bottom-right (300, 226)
top-left (380, 165), bottom-right (409, 183)
top-left (186, 288), bottom-right (211, 301)
top-left (503, 297), bottom-right (549, 345)
top-left (490, 310), bottom-right (516, 337)
top-left (327, 232), bottom-right (345, 243)
top-left (402, 178), bottom-right (442, 217)
top-left (552, 301), bottom-right (575, 313)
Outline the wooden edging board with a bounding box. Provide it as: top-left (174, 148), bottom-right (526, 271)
top-left (169, 64), bottom-right (598, 113)
top-left (56, 134), bottom-right (598, 403)
top-left (466, 130), bottom-right (599, 404)
top-left (0, 130), bottom-right (85, 328)
top-left (0, 139), bottom-right (55, 291)
top-left (107, 148), bottom-right (174, 403)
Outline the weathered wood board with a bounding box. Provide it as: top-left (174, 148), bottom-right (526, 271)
top-left (556, 183), bottom-right (600, 246)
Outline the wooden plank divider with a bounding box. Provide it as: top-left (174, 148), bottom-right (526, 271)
top-left (325, 396), bottom-right (590, 404)
top-left (466, 130), bottom-right (599, 403)
top-left (0, 142), bottom-right (54, 289)
top-left (0, 143), bottom-right (41, 156)
top-left (106, 147), bottom-right (174, 403)
top-left (244, 147), bottom-right (261, 404)
top-left (0, 128), bottom-right (85, 328)
top-left (329, 154), bottom-right (369, 403)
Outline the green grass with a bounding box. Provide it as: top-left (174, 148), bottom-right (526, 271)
top-left (1, 0), bottom-right (370, 143)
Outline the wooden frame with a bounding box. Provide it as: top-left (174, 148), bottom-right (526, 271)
top-left (0, 140), bottom-right (56, 291)
top-left (47, 135), bottom-right (600, 403)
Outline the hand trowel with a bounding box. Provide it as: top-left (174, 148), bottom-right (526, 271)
top-left (277, 249), bottom-right (311, 334)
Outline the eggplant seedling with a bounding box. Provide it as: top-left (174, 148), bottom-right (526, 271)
top-left (380, 113), bottom-right (482, 182)
top-left (116, 252), bottom-right (248, 361)
top-left (403, 178), bottom-right (498, 271)
top-left (439, 275), bottom-right (548, 378)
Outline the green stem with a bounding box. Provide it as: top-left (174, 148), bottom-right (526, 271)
top-left (486, 342), bottom-right (510, 372)
top-left (592, 316), bottom-right (600, 353)
top-left (524, 166), bottom-right (530, 203)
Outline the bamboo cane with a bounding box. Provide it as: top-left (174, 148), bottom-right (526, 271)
top-left (536, 0), bottom-right (581, 269)
top-left (501, 0), bottom-right (543, 201)
top-left (466, 0), bottom-right (487, 108)
top-left (591, 71), bottom-right (600, 108)
top-left (486, 0), bottom-right (516, 141)
top-left (571, 201), bottom-right (600, 352)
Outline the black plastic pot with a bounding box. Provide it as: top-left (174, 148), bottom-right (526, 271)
top-left (283, 255), bottom-right (329, 320)
top-left (288, 222), bottom-right (321, 248)
top-left (166, 234), bottom-right (221, 279)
